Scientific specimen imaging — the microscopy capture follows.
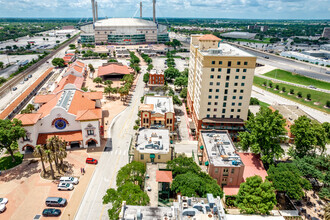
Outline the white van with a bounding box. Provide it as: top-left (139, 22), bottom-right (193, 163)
top-left (60, 176), bottom-right (79, 185)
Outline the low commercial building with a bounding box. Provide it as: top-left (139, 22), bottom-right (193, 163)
top-left (63, 60), bottom-right (87, 78)
top-left (98, 63), bottom-right (134, 80)
top-left (15, 84), bottom-right (103, 154)
top-left (133, 129), bottom-right (173, 164)
top-left (63, 53), bottom-right (76, 66)
top-left (198, 130), bottom-right (267, 195)
top-left (139, 96), bottom-right (175, 131)
top-left (148, 69), bottom-right (164, 90)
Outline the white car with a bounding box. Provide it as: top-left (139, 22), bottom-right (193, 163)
top-left (0, 204), bottom-right (6, 213)
top-left (60, 176), bottom-right (79, 185)
top-left (57, 182), bottom-right (74, 191)
top-left (0, 198), bottom-right (8, 205)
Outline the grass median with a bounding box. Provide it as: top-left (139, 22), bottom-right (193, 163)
top-left (254, 76), bottom-right (330, 114)
top-left (0, 152), bottom-right (24, 171)
top-left (263, 69), bottom-right (330, 90)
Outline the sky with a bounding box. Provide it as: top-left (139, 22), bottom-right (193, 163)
top-left (0, 0), bottom-right (329, 19)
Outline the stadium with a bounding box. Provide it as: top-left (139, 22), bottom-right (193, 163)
top-left (80, 0), bottom-right (169, 45)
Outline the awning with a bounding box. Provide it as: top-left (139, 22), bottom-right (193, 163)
top-left (150, 154), bottom-right (155, 159)
top-left (200, 145), bottom-right (204, 150)
top-left (205, 161), bottom-right (209, 166)
top-left (37, 131), bottom-right (83, 145)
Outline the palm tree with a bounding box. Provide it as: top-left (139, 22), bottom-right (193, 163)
top-left (46, 137), bottom-right (60, 172)
top-left (57, 146), bottom-right (67, 171)
top-left (33, 145), bottom-right (46, 174)
top-left (26, 104), bottom-right (35, 113)
top-left (44, 149), bottom-right (55, 179)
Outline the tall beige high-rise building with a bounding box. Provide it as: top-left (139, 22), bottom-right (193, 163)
top-left (187, 34), bottom-right (256, 140)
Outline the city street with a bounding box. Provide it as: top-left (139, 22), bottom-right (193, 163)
top-left (74, 67), bottom-right (146, 220)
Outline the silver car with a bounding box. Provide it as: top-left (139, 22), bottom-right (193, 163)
top-left (57, 182), bottom-right (74, 191)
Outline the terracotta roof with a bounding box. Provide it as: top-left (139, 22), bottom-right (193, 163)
top-left (66, 53), bottom-right (75, 56)
top-left (156, 171), bottom-right (173, 183)
top-left (14, 113), bottom-right (42, 125)
top-left (37, 131), bottom-right (83, 145)
top-left (34, 94), bottom-right (57, 104)
top-left (76, 109), bottom-right (102, 121)
top-left (238, 153), bottom-right (268, 181)
top-left (139, 104), bottom-right (154, 111)
top-left (75, 60), bottom-right (85, 67)
top-left (198, 34), bottom-right (221, 41)
top-left (83, 92), bottom-right (103, 100)
top-left (223, 186), bottom-right (240, 196)
top-left (0, 68), bottom-right (54, 120)
top-left (63, 56), bottom-right (73, 61)
top-left (98, 63), bottom-right (134, 77)
top-left (37, 90), bottom-right (97, 118)
top-left (53, 74), bottom-right (84, 93)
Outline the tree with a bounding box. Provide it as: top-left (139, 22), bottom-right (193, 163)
top-left (322, 122), bottom-right (330, 140)
top-left (51, 58), bottom-right (65, 68)
top-left (116, 161), bottom-right (146, 188)
top-left (93, 77), bottom-right (103, 87)
top-left (88, 64), bottom-right (95, 73)
top-left (103, 183), bottom-right (150, 219)
top-left (289, 89), bottom-right (294, 94)
top-left (164, 67), bottom-right (180, 82)
top-left (104, 80), bottom-right (113, 87)
top-left (26, 104), bottom-right (35, 113)
top-left (33, 145), bottom-right (46, 174)
top-left (236, 175), bottom-right (276, 215)
top-left (0, 119), bottom-right (26, 162)
top-left (174, 76), bottom-right (188, 89)
top-left (172, 95), bottom-right (182, 106)
top-left (69, 44), bottom-right (76, 49)
top-left (290, 116), bottom-right (327, 157)
top-left (143, 73), bottom-right (150, 85)
top-left (238, 107), bottom-right (286, 166)
top-left (45, 136), bottom-right (67, 172)
top-left (306, 93), bottom-right (311, 100)
top-left (167, 154), bottom-right (201, 177)
top-left (44, 149), bottom-right (55, 179)
top-left (121, 74), bottom-right (134, 85)
top-left (108, 59), bottom-right (118, 63)
top-left (297, 91), bottom-right (302, 98)
top-left (282, 87), bottom-right (286, 92)
top-left (147, 64), bottom-right (153, 71)
top-left (0, 61), bottom-right (3, 69)
top-left (267, 163), bottom-right (311, 200)
top-left (104, 86), bottom-right (117, 98)
top-left (327, 100), bottom-right (330, 108)
top-left (275, 85), bottom-right (280, 90)
top-left (249, 97), bottom-right (260, 105)
top-left (180, 87), bottom-right (187, 100)
top-left (66, 34), bottom-right (71, 38)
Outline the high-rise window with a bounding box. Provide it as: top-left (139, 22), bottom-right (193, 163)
top-left (239, 96), bottom-right (243, 99)
top-left (235, 76), bottom-right (239, 79)
top-left (209, 89), bottom-right (213, 92)
top-left (216, 82), bottom-right (220, 86)
top-left (210, 82), bottom-right (213, 85)
top-left (238, 109), bottom-right (241, 112)
top-left (210, 75), bottom-right (214, 79)
top-left (237, 61), bottom-right (241, 65)
top-left (222, 109), bottom-right (226, 113)
top-left (225, 82), bottom-right (229, 87)
top-left (234, 89), bottom-right (237, 93)
top-left (207, 114), bottom-right (210, 118)
top-left (232, 102), bottom-right (235, 106)
top-left (226, 76), bottom-right (230, 81)
top-left (216, 89), bottom-right (219, 92)
top-left (217, 75), bottom-right (221, 78)
top-left (231, 109), bottom-right (234, 112)
top-left (236, 69), bottom-right (240, 72)
top-left (244, 61), bottom-right (248, 65)
top-left (208, 95), bottom-right (212, 99)
top-left (242, 76), bottom-right (246, 79)
top-left (233, 96), bottom-right (236, 99)
top-left (234, 83), bottom-right (238, 86)
top-left (243, 69), bottom-right (247, 72)
top-left (223, 103), bottom-right (227, 107)
top-left (219, 61), bottom-right (223, 65)
top-left (212, 61), bottom-right (215, 64)
top-left (215, 95), bottom-right (219, 99)
top-left (214, 108), bottom-right (217, 112)
top-left (224, 89), bottom-right (228, 95)
top-left (238, 103), bottom-right (242, 106)
top-left (211, 68), bottom-right (215, 72)
top-left (207, 108), bottom-right (210, 111)
top-left (241, 83), bottom-right (245, 86)
top-left (227, 69), bottom-right (231, 74)
top-left (224, 96), bottom-right (227, 101)
top-left (228, 61), bottom-right (231, 67)
top-left (214, 102), bottom-right (218, 105)
top-left (208, 102), bottom-right (211, 105)
top-left (218, 68), bottom-right (222, 72)
top-left (240, 89), bottom-right (244, 93)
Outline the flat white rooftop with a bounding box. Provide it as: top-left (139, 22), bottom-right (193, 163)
top-left (95, 18), bottom-right (156, 27)
top-left (150, 69), bottom-right (164, 75)
top-left (144, 96), bottom-right (174, 114)
top-left (136, 129), bottom-right (169, 154)
top-left (201, 130), bottom-right (243, 167)
top-left (200, 43), bottom-right (254, 57)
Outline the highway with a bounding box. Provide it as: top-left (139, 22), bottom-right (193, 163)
top-left (231, 43), bottom-right (330, 82)
top-left (74, 67), bottom-right (146, 220)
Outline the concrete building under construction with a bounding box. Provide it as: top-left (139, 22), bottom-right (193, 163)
top-left (80, 0), bottom-right (169, 45)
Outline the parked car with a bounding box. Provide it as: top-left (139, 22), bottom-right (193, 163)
top-left (308, 85), bottom-right (316, 89)
top-left (24, 78), bottom-right (28, 81)
top-left (45, 197), bottom-right (67, 207)
top-left (57, 182), bottom-right (74, 191)
top-left (28, 74), bottom-right (32, 78)
top-left (42, 208), bottom-right (61, 217)
top-left (12, 87), bottom-right (17, 91)
top-left (0, 204), bottom-right (6, 213)
top-left (86, 158), bottom-right (98, 165)
top-left (60, 176), bottom-right (79, 185)
top-left (0, 198), bottom-right (8, 205)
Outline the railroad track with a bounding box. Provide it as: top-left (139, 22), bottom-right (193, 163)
top-left (0, 34), bottom-right (79, 96)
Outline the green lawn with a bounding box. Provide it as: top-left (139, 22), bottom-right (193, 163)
top-left (228, 38), bottom-right (271, 44)
top-left (259, 101), bottom-right (270, 108)
top-left (254, 76), bottom-right (330, 114)
top-left (0, 152), bottom-right (23, 170)
top-left (263, 69), bottom-right (330, 90)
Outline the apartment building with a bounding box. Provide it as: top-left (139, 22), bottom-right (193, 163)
top-left (139, 96), bottom-right (175, 131)
top-left (148, 69), bottom-right (165, 90)
top-left (187, 34), bottom-right (256, 140)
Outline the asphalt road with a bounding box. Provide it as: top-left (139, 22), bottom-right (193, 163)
top-left (74, 67), bottom-right (146, 220)
top-left (233, 44), bottom-right (330, 82)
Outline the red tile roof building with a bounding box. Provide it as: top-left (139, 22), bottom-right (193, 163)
top-left (15, 85), bottom-right (103, 154)
top-left (98, 63), bottom-right (134, 80)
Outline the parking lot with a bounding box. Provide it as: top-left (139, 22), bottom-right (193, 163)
top-left (152, 56), bottom-right (189, 72)
top-left (0, 146), bottom-right (103, 220)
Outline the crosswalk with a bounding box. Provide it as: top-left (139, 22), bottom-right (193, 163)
top-left (104, 149), bottom-right (128, 156)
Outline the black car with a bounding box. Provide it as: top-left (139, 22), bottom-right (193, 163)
top-left (42, 208), bottom-right (61, 217)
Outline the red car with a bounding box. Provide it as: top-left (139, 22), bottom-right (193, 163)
top-left (86, 158), bottom-right (98, 165)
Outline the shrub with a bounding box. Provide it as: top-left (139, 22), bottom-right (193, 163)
top-left (282, 87), bottom-right (286, 92)
top-left (290, 89), bottom-right (294, 94)
top-left (275, 85), bottom-right (279, 90)
top-left (297, 92), bottom-right (302, 98)
top-left (327, 101), bottom-right (330, 108)
top-left (269, 82), bottom-right (273, 88)
top-left (133, 125), bottom-right (139, 130)
top-left (263, 81), bottom-right (267, 86)
top-left (306, 94), bottom-right (311, 100)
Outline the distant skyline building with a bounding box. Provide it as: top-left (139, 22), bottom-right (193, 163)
top-left (187, 34), bottom-right (256, 140)
top-left (322, 27), bottom-right (330, 39)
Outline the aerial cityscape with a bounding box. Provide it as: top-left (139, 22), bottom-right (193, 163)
top-left (0, 0), bottom-right (329, 220)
